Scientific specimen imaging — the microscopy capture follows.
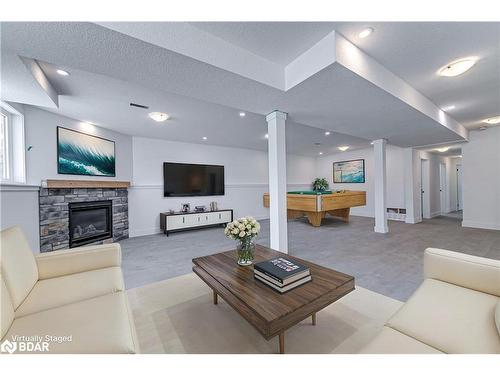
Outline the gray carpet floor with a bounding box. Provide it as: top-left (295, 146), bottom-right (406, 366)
top-left (120, 214), bottom-right (500, 301)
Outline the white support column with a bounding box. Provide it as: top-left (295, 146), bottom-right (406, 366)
top-left (266, 110), bottom-right (288, 253)
top-left (373, 139), bottom-right (388, 233)
top-left (403, 148), bottom-right (421, 224)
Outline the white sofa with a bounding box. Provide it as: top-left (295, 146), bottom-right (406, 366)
top-left (1, 226), bottom-right (139, 353)
top-left (362, 248), bottom-right (500, 354)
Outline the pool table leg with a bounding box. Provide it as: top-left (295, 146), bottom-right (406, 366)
top-left (306, 212), bottom-right (323, 227)
top-left (328, 208), bottom-right (350, 223)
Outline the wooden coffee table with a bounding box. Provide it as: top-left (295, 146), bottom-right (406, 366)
top-left (192, 245), bottom-right (355, 354)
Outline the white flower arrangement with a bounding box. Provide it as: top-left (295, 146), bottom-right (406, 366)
top-left (224, 216), bottom-right (260, 241)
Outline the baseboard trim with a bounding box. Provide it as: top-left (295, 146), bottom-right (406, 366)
top-left (462, 220), bottom-right (500, 231)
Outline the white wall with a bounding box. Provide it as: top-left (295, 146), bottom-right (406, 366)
top-left (462, 127), bottom-right (500, 230)
top-left (315, 145), bottom-right (406, 217)
top-left (129, 137), bottom-right (316, 236)
top-left (0, 106), bottom-right (134, 252)
top-left (24, 106), bottom-right (133, 185)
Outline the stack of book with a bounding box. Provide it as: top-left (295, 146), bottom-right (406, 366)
top-left (254, 257), bottom-right (311, 293)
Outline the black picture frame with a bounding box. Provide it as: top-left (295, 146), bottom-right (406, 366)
top-left (57, 126), bottom-right (116, 177)
top-left (333, 159), bottom-right (365, 183)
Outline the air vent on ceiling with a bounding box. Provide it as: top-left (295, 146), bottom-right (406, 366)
top-left (130, 102), bottom-right (149, 109)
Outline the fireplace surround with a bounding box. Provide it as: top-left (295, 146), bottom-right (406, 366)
top-left (39, 182), bottom-right (129, 252)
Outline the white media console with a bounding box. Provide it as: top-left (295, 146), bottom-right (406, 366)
top-left (160, 209), bottom-right (233, 236)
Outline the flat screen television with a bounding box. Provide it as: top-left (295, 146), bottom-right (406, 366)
top-left (163, 162), bottom-right (225, 197)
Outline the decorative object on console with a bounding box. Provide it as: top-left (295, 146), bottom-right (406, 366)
top-left (210, 201), bottom-right (218, 211)
top-left (333, 159), bottom-right (365, 183)
top-left (312, 177), bottom-right (329, 192)
top-left (195, 205), bottom-right (206, 212)
top-left (57, 126), bottom-right (115, 177)
top-left (181, 203), bottom-right (190, 213)
top-left (224, 216), bottom-right (261, 266)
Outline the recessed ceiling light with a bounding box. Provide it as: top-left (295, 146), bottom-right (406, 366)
top-left (319, 152), bottom-right (323, 155)
top-left (478, 125), bottom-right (488, 131)
top-left (370, 141), bottom-right (374, 145)
top-left (442, 105), bottom-right (456, 111)
top-left (239, 112), bottom-right (246, 117)
top-left (438, 58), bottom-right (477, 77)
top-left (324, 131), bottom-right (331, 136)
top-left (265, 134), bottom-right (269, 139)
top-left (359, 27), bottom-right (374, 39)
top-left (483, 116), bottom-right (500, 125)
top-left (338, 146), bottom-right (350, 151)
top-left (436, 147), bottom-right (450, 152)
top-left (202, 136), bottom-right (208, 140)
top-left (148, 112), bottom-right (169, 122)
top-left (56, 69), bottom-right (69, 76)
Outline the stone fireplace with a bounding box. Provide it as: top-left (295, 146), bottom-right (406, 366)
top-left (39, 180), bottom-right (130, 252)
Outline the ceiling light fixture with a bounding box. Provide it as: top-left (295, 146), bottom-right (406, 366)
top-left (319, 152), bottom-right (323, 155)
top-left (436, 147), bottom-right (450, 153)
top-left (370, 141), bottom-right (374, 145)
top-left (438, 57), bottom-right (477, 77)
top-left (148, 112), bottom-right (169, 122)
top-left (265, 134), bottom-right (269, 139)
top-left (483, 116), bottom-right (500, 125)
top-left (202, 136), bottom-right (207, 140)
top-left (56, 69), bottom-right (69, 76)
top-left (324, 131), bottom-right (331, 136)
top-left (338, 146), bottom-right (350, 151)
top-left (239, 112), bottom-right (246, 117)
top-left (359, 27), bottom-right (374, 39)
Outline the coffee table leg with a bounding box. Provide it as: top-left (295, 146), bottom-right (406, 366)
top-left (312, 312), bottom-right (316, 326)
top-left (213, 290), bottom-right (218, 305)
top-left (279, 332), bottom-right (285, 354)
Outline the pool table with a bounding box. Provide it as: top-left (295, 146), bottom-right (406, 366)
top-left (263, 190), bottom-right (366, 227)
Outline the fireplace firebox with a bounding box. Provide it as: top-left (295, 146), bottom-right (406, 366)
top-left (68, 200), bottom-right (113, 248)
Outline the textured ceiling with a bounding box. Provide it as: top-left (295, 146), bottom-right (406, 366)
top-left (2, 21), bottom-right (497, 154)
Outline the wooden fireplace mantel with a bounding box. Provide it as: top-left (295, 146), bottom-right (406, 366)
top-left (45, 179), bottom-right (131, 189)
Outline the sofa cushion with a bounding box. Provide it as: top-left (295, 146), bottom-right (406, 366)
top-left (1, 276), bottom-right (15, 339)
top-left (0, 226), bottom-right (38, 309)
top-left (386, 279), bottom-right (500, 354)
top-left (15, 267), bottom-right (125, 318)
top-left (4, 292), bottom-right (138, 353)
top-left (361, 327), bottom-right (442, 354)
top-left (424, 248), bottom-right (500, 297)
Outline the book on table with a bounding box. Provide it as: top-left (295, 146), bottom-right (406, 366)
top-left (253, 257), bottom-right (311, 292)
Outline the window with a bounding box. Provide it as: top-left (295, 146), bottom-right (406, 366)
top-left (0, 102), bottom-right (25, 184)
top-left (0, 112), bottom-right (8, 180)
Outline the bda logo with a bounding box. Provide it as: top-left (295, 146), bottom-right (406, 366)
top-left (1, 339), bottom-right (17, 354)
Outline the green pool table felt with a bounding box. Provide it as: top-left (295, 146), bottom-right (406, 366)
top-left (287, 190), bottom-right (332, 195)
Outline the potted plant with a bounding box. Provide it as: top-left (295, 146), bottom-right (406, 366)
top-left (224, 216), bottom-right (261, 266)
top-left (312, 177), bottom-right (329, 192)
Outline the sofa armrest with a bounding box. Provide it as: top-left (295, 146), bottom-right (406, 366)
top-left (35, 243), bottom-right (122, 280)
top-left (424, 248), bottom-right (500, 296)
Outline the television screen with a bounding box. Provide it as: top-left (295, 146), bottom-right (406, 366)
top-left (163, 162), bottom-right (225, 197)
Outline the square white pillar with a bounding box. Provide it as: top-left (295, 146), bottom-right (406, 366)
top-left (266, 110), bottom-right (288, 253)
top-left (373, 139), bottom-right (388, 233)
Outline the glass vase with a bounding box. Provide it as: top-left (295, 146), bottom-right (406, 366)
top-left (237, 238), bottom-right (255, 266)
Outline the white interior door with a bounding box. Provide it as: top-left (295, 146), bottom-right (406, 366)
top-left (420, 159), bottom-right (430, 219)
top-left (456, 164), bottom-right (463, 211)
top-left (439, 163), bottom-right (447, 214)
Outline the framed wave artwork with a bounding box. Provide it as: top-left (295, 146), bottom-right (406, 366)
top-left (333, 159), bottom-right (365, 183)
top-left (57, 126), bottom-right (116, 177)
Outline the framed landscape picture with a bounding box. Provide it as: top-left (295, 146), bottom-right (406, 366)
top-left (333, 159), bottom-right (365, 183)
top-left (57, 126), bottom-right (116, 177)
